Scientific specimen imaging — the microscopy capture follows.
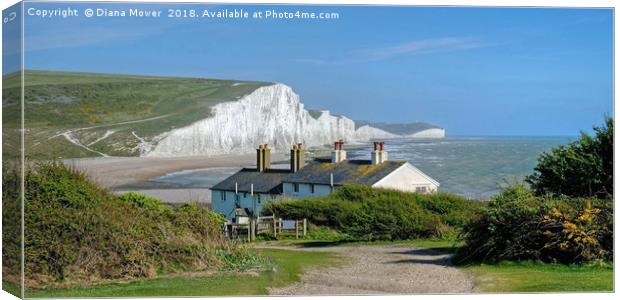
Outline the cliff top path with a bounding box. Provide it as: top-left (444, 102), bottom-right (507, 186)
top-left (260, 243), bottom-right (474, 295)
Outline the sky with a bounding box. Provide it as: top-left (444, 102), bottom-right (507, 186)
top-left (3, 2), bottom-right (614, 136)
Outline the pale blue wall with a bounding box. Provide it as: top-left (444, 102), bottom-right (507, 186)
top-left (282, 182), bottom-right (333, 198)
top-left (211, 190), bottom-right (280, 220)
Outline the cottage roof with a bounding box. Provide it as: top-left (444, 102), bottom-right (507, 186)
top-left (283, 159), bottom-right (407, 186)
top-left (210, 168), bottom-right (291, 194)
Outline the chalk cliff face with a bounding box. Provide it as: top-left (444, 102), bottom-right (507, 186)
top-left (405, 128), bottom-right (446, 138)
top-left (145, 84), bottom-right (356, 157)
top-left (354, 125), bottom-right (399, 141)
top-left (144, 83), bottom-right (445, 157)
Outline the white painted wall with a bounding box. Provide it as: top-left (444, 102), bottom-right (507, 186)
top-left (282, 182), bottom-right (333, 198)
top-left (372, 163), bottom-right (439, 193)
top-left (211, 190), bottom-right (280, 220)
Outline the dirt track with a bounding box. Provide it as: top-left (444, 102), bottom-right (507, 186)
top-left (265, 244), bottom-right (474, 295)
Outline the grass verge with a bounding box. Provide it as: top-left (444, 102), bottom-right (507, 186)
top-left (464, 261), bottom-right (613, 292)
top-left (24, 248), bottom-right (339, 297)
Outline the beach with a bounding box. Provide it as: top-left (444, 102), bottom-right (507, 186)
top-left (65, 153), bottom-right (287, 204)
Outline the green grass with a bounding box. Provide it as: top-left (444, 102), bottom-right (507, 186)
top-left (2, 70), bottom-right (271, 158)
top-left (264, 238), bottom-right (613, 293)
top-left (465, 261), bottom-right (613, 292)
top-left (2, 281), bottom-right (21, 298)
top-left (24, 248), bottom-right (340, 298)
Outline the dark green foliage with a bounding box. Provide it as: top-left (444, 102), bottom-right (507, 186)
top-left (3, 163), bottom-right (256, 288)
top-left (263, 184), bottom-right (481, 241)
top-left (455, 185), bottom-right (613, 264)
top-left (2, 165), bottom-right (22, 285)
top-left (526, 117), bottom-right (613, 199)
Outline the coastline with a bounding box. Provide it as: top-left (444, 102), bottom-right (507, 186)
top-left (64, 152), bottom-right (287, 189)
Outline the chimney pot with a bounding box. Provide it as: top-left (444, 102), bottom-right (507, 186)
top-left (290, 142), bottom-right (305, 172)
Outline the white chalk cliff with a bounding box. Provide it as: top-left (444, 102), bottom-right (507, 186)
top-left (354, 125), bottom-right (399, 141)
top-left (405, 128), bottom-right (446, 138)
top-left (144, 84), bottom-right (443, 157)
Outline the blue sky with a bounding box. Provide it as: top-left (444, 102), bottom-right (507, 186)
top-left (5, 2), bottom-right (614, 136)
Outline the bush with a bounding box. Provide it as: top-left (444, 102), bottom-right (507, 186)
top-left (526, 116), bottom-right (613, 199)
top-left (263, 184), bottom-right (481, 241)
top-left (455, 185), bottom-right (612, 264)
top-left (118, 192), bottom-right (174, 217)
top-left (3, 163), bottom-right (257, 288)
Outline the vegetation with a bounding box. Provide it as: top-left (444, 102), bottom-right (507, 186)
top-left (263, 184), bottom-right (483, 241)
top-left (2, 70), bottom-right (270, 158)
top-left (2, 163), bottom-right (260, 289)
top-left (526, 116), bottom-right (613, 199)
top-left (466, 261), bottom-right (613, 292)
top-left (24, 248), bottom-right (340, 297)
top-left (458, 118), bottom-right (614, 265)
top-left (455, 185), bottom-right (612, 264)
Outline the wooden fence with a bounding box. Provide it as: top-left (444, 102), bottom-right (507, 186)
top-left (224, 215), bottom-right (306, 242)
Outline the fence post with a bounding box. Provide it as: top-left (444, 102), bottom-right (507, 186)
top-left (250, 219), bottom-right (256, 242)
top-left (273, 216), bottom-right (277, 238)
top-left (295, 220), bottom-right (299, 239)
top-left (303, 218), bottom-right (307, 236)
top-left (279, 218), bottom-right (283, 234)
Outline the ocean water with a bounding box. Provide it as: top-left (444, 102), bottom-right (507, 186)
top-left (128, 136), bottom-right (573, 200)
top-left (347, 136), bottom-right (573, 199)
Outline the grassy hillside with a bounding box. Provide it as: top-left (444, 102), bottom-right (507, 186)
top-left (2, 70), bottom-right (270, 158)
top-left (2, 163), bottom-right (263, 290)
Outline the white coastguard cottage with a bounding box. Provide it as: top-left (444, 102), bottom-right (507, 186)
top-left (282, 141), bottom-right (439, 198)
top-left (211, 141), bottom-right (439, 221)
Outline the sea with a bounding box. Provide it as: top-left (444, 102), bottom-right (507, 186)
top-left (122, 136), bottom-right (574, 200)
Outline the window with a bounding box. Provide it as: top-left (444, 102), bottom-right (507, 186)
top-left (220, 192), bottom-right (227, 201)
top-left (310, 184), bottom-right (315, 194)
top-left (257, 194), bottom-right (261, 204)
top-left (293, 183), bottom-right (299, 193)
top-left (415, 186), bottom-right (427, 193)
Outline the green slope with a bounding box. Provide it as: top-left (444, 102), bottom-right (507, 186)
top-left (2, 70), bottom-right (271, 158)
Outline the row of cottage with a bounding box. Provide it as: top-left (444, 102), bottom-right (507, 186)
top-left (211, 141), bottom-right (440, 221)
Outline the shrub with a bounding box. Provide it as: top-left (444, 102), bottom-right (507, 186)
top-left (263, 184), bottom-right (480, 241)
top-left (526, 116), bottom-right (613, 199)
top-left (455, 185), bottom-right (612, 264)
top-left (118, 192), bottom-right (174, 217)
top-left (3, 163), bottom-right (256, 288)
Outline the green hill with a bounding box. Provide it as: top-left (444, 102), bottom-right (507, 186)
top-left (2, 70), bottom-right (270, 158)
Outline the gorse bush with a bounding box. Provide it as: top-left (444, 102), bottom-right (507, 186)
top-left (263, 184), bottom-right (481, 241)
top-left (2, 163), bottom-right (257, 288)
top-left (455, 185), bottom-right (612, 264)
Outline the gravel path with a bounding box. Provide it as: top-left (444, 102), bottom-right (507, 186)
top-left (265, 244), bottom-right (474, 295)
